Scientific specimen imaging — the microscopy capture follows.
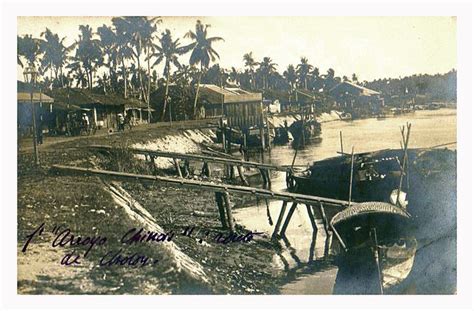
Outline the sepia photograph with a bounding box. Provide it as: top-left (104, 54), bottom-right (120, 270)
top-left (12, 13), bottom-right (461, 298)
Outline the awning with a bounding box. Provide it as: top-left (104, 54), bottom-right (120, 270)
top-left (17, 91), bottom-right (54, 104)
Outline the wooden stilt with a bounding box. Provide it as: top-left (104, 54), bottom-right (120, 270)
top-left (272, 201), bottom-right (288, 239)
top-left (223, 191), bottom-right (235, 232)
top-left (214, 192), bottom-right (227, 229)
top-left (201, 162), bottom-right (210, 178)
top-left (306, 204), bottom-right (317, 232)
top-left (280, 202), bottom-right (298, 237)
top-left (266, 169), bottom-right (272, 188)
top-left (173, 158), bottom-right (183, 178)
top-left (259, 168), bottom-right (268, 188)
top-left (237, 166), bottom-right (249, 186)
top-left (318, 203), bottom-right (330, 235)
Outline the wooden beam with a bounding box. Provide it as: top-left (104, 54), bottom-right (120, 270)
top-left (89, 145), bottom-right (290, 172)
top-left (51, 165), bottom-right (350, 208)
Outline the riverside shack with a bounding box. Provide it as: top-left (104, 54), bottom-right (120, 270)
top-left (46, 88), bottom-right (148, 131)
top-left (200, 84), bottom-right (263, 129)
top-left (329, 81), bottom-right (384, 115)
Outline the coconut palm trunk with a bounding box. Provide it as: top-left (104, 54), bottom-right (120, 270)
top-left (147, 44), bottom-right (151, 116)
top-left (162, 64), bottom-right (171, 121)
top-left (193, 70), bottom-right (202, 118)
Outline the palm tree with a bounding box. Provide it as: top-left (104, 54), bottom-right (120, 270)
top-left (69, 25), bottom-right (103, 90)
top-left (151, 29), bottom-right (191, 121)
top-left (283, 64), bottom-right (297, 90)
top-left (309, 67), bottom-right (321, 90)
top-left (112, 21), bottom-right (134, 98)
top-left (296, 57), bottom-right (313, 90)
top-left (352, 73), bottom-right (359, 84)
top-left (17, 35), bottom-right (41, 69)
top-left (243, 52), bottom-right (257, 89)
top-left (39, 28), bottom-right (71, 88)
top-left (97, 24), bottom-right (119, 92)
top-left (112, 16), bottom-right (161, 121)
top-left (184, 20), bottom-right (224, 117)
top-left (258, 57), bottom-right (277, 89)
top-left (229, 67), bottom-right (239, 85)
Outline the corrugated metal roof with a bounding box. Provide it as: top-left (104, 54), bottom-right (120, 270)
top-left (200, 84), bottom-right (262, 104)
top-left (330, 81), bottom-right (381, 96)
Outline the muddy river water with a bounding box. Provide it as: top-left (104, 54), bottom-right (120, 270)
top-left (233, 109), bottom-right (456, 294)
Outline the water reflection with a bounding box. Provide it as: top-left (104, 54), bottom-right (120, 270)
top-left (233, 109), bottom-right (456, 294)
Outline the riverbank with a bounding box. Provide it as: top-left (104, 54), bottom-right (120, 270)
top-left (17, 125), bottom-right (281, 294)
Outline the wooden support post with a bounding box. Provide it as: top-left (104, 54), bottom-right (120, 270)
top-left (272, 201), bottom-right (288, 239)
top-left (173, 158), bottom-right (183, 178)
top-left (280, 202), bottom-right (298, 237)
top-left (214, 192), bottom-right (228, 229)
top-left (201, 162), bottom-right (210, 178)
top-left (237, 166), bottom-right (249, 186)
top-left (266, 169), bottom-right (272, 188)
top-left (243, 132), bottom-right (249, 162)
top-left (259, 168), bottom-right (268, 188)
top-left (306, 204), bottom-right (317, 232)
top-left (318, 203), bottom-right (330, 236)
top-left (223, 191), bottom-right (235, 232)
top-left (319, 203), bottom-right (332, 257)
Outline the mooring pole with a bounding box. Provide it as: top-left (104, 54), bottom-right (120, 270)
top-left (396, 123), bottom-right (411, 206)
top-left (371, 227), bottom-right (384, 295)
top-left (348, 146), bottom-right (355, 206)
top-left (340, 131), bottom-right (344, 155)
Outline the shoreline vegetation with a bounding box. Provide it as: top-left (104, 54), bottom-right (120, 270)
top-left (18, 17), bottom-right (456, 124)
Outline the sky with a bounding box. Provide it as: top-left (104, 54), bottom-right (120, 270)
top-left (17, 16), bottom-right (457, 82)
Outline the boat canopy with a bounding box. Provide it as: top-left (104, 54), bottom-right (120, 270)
top-left (331, 201), bottom-right (410, 226)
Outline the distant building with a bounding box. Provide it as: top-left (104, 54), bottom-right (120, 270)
top-left (329, 81), bottom-right (384, 114)
top-left (45, 88), bottom-right (149, 131)
top-left (199, 84), bottom-right (263, 129)
top-left (17, 81), bottom-right (54, 136)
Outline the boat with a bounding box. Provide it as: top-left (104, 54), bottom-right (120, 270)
top-left (288, 119), bottom-right (322, 145)
top-left (288, 149), bottom-right (410, 206)
top-left (330, 201), bottom-right (416, 294)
